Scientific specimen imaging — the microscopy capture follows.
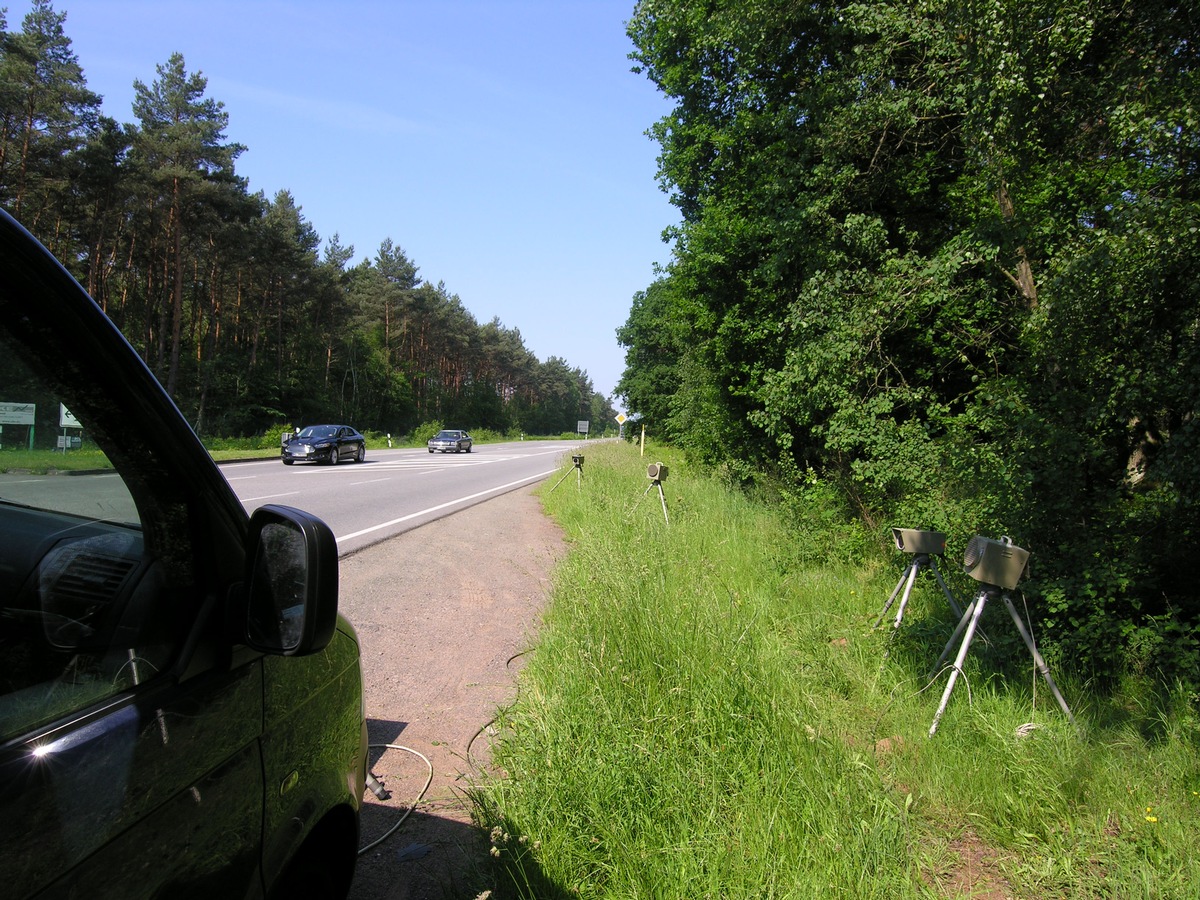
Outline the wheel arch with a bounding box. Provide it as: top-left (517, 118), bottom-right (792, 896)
top-left (267, 803), bottom-right (359, 900)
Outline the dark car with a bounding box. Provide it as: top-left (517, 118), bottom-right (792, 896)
top-left (427, 429), bottom-right (473, 453)
top-left (0, 210), bottom-right (367, 899)
top-left (282, 424), bottom-right (366, 465)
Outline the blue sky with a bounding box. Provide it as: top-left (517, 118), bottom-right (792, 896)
top-left (14, 0), bottom-right (678, 406)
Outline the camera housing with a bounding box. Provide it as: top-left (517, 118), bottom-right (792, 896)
top-left (891, 528), bottom-right (946, 555)
top-left (572, 454), bottom-right (584, 467)
top-left (963, 535), bottom-right (1030, 590)
top-left (647, 462), bottom-right (668, 482)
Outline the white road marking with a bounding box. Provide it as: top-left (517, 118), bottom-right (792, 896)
top-left (240, 491), bottom-right (302, 503)
top-left (335, 468), bottom-right (558, 545)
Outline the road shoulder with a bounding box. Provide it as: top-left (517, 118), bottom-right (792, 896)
top-left (340, 484), bottom-right (566, 900)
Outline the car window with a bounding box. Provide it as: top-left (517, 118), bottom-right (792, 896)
top-left (0, 318), bottom-right (179, 741)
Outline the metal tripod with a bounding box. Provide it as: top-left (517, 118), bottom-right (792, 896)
top-left (876, 553), bottom-right (963, 631)
top-left (548, 456), bottom-right (583, 493)
top-left (632, 477), bottom-right (669, 525)
top-left (928, 585), bottom-right (1076, 736)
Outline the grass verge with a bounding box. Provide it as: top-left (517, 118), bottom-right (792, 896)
top-left (468, 441), bottom-right (1200, 899)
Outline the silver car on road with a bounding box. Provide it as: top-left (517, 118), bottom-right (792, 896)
top-left (427, 429), bottom-right (473, 453)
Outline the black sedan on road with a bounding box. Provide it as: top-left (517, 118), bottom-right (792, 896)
top-left (282, 424), bottom-right (367, 465)
top-left (427, 429), bottom-right (473, 453)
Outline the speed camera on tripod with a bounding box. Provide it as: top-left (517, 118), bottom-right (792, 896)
top-left (633, 463), bottom-right (671, 524)
top-left (877, 528), bottom-right (961, 630)
top-left (891, 528), bottom-right (946, 556)
top-left (963, 535), bottom-right (1029, 590)
top-left (931, 534), bottom-right (1074, 736)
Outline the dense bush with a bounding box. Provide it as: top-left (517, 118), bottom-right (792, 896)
top-left (619, 0), bottom-right (1200, 685)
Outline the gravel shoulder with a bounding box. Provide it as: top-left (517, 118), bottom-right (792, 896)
top-left (339, 484), bottom-right (566, 900)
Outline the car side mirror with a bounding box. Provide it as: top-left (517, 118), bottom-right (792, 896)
top-left (244, 504), bottom-right (339, 656)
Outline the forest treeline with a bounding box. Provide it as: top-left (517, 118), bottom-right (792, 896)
top-left (0, 0), bottom-right (617, 440)
top-left (619, 0), bottom-right (1199, 681)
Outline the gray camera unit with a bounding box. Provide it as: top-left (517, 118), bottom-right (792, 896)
top-left (891, 528), bottom-right (946, 555)
top-left (963, 535), bottom-right (1030, 590)
top-left (647, 462), bottom-right (668, 482)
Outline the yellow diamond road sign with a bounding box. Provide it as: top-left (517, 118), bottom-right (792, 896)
top-left (616, 413), bottom-right (627, 424)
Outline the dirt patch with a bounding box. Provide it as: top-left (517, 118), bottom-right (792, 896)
top-left (337, 485), bottom-right (567, 900)
top-left (930, 827), bottom-right (1017, 900)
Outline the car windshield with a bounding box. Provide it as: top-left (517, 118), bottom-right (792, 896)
top-left (298, 425), bottom-right (336, 439)
top-left (434, 431), bottom-right (459, 440)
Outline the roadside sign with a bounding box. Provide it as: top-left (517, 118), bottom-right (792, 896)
top-left (0, 402), bottom-right (36, 425)
top-left (616, 413), bottom-right (627, 424)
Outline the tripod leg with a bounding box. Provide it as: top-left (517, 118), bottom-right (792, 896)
top-left (929, 590), bottom-right (991, 736)
top-left (891, 557), bottom-right (923, 630)
top-left (656, 482), bottom-right (669, 525)
top-left (548, 467), bottom-right (574, 493)
top-left (929, 558), bottom-right (964, 618)
top-left (876, 565), bottom-right (913, 628)
top-left (928, 593), bottom-right (980, 679)
top-left (631, 481), bottom-right (655, 513)
top-left (1001, 595), bottom-right (1077, 728)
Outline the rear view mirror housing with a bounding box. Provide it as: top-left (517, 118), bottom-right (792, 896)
top-left (244, 504), bottom-right (339, 656)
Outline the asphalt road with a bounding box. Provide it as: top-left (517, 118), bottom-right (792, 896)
top-left (218, 439), bottom-right (587, 556)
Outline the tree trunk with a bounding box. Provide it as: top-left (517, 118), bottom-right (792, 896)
top-left (166, 180), bottom-right (185, 397)
top-left (996, 174), bottom-right (1038, 309)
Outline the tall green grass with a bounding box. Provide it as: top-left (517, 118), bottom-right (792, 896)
top-left (469, 442), bottom-right (1200, 899)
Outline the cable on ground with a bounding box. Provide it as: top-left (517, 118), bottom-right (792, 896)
top-left (357, 743), bottom-right (434, 856)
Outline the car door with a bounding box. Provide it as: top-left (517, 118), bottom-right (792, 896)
top-left (0, 217), bottom-right (268, 898)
